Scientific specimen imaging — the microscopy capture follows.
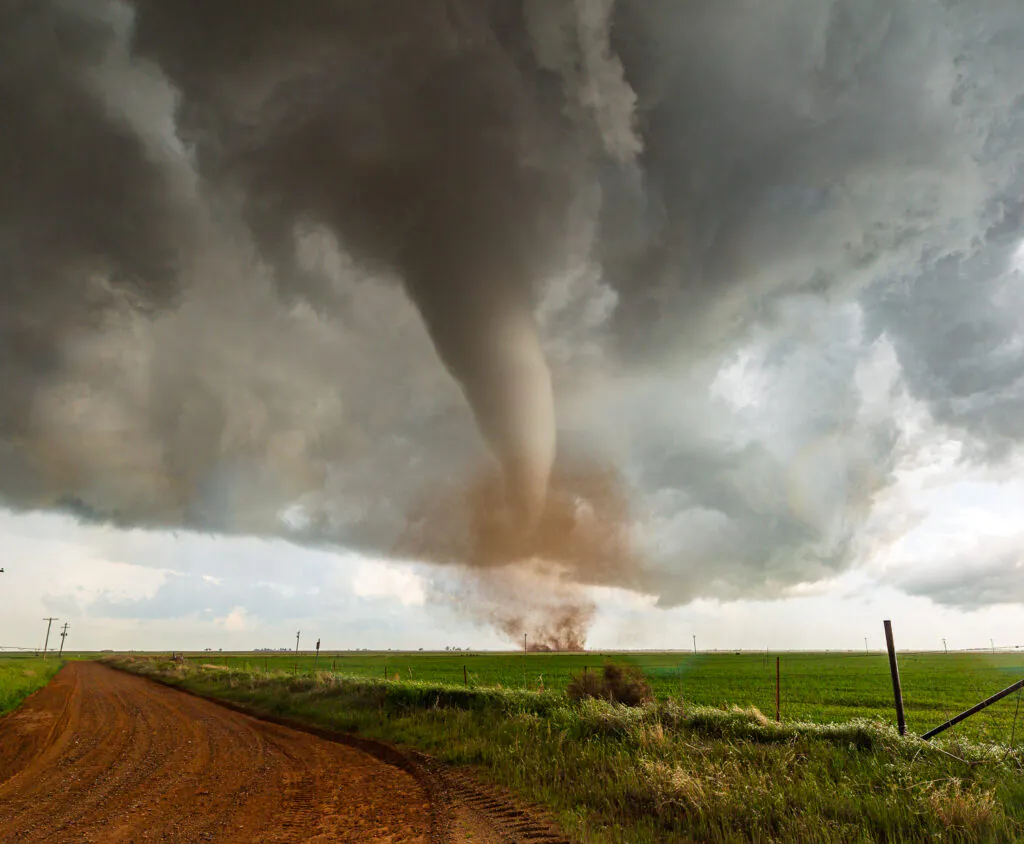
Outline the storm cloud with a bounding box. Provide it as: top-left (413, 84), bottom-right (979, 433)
top-left (1, 0), bottom-right (1022, 621)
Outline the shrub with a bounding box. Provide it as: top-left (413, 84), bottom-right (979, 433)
top-left (567, 662), bottom-right (653, 707)
top-left (603, 662), bottom-right (654, 706)
top-left (566, 668), bottom-right (606, 702)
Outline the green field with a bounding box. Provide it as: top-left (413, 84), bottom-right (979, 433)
top-left (0, 656), bottom-right (64, 717)
top-left (175, 650), bottom-right (1024, 744)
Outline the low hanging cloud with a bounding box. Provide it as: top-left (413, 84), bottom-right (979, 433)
top-left (899, 540), bottom-right (1024, 610)
top-left (2, 0), bottom-right (1023, 641)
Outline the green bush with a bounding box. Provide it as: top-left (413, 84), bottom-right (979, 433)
top-left (567, 661), bottom-right (653, 707)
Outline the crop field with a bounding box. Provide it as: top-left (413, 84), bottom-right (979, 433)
top-left (172, 649), bottom-right (1024, 744)
top-left (0, 655), bottom-right (64, 717)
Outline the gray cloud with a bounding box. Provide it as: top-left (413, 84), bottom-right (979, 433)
top-left (87, 573), bottom-right (322, 623)
top-left (863, 233), bottom-right (1024, 463)
top-left (900, 542), bottom-right (1024, 609)
top-left (1, 0), bottom-right (1022, 616)
top-left (0, 0), bottom-right (193, 444)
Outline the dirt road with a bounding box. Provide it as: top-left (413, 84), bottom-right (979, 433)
top-left (0, 663), bottom-right (568, 843)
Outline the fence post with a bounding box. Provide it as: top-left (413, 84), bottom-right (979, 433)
top-left (883, 620), bottom-right (907, 736)
top-left (775, 656), bottom-right (780, 722)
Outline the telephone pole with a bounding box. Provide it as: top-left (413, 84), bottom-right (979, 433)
top-left (58, 623), bottom-right (69, 657)
top-left (942, 638), bottom-right (947, 654)
top-left (41, 617), bottom-right (58, 659)
top-left (692, 634), bottom-right (697, 655)
top-left (294, 631), bottom-right (301, 675)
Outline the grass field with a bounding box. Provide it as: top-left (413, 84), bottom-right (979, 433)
top-left (114, 655), bottom-right (1024, 843)
top-left (174, 650), bottom-right (1024, 744)
top-left (0, 656), bottom-right (64, 717)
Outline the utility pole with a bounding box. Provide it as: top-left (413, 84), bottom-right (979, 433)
top-left (942, 638), bottom-right (947, 654)
top-left (58, 622), bottom-right (69, 657)
top-left (314, 638), bottom-right (321, 671)
top-left (692, 634), bottom-right (697, 655)
top-left (864, 637), bottom-right (869, 654)
top-left (991, 638), bottom-right (996, 654)
top-left (294, 630), bottom-right (301, 674)
top-left (41, 617), bottom-right (58, 659)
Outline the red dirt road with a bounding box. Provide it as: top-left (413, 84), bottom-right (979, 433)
top-left (0, 662), bottom-right (432, 842)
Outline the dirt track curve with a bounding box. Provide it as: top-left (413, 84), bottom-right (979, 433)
top-left (0, 662), bottom-right (570, 843)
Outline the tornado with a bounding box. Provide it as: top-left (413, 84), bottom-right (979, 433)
top-left (124, 0), bottom-right (577, 532)
top-left (406, 277), bottom-right (555, 531)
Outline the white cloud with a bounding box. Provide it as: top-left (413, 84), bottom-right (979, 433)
top-left (351, 562), bottom-right (427, 607)
top-left (216, 606), bottom-right (250, 632)
top-left (1012, 240), bottom-right (1024, 274)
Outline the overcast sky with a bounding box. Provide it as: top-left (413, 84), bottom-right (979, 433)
top-left (1, 1), bottom-right (1023, 652)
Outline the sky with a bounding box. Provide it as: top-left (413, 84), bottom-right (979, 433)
top-left (1, 1), bottom-right (1023, 653)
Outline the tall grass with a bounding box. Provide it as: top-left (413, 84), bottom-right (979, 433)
top-left (0, 658), bottom-right (63, 716)
top-left (114, 657), bottom-right (1024, 843)
top-left (178, 650), bottom-right (1024, 743)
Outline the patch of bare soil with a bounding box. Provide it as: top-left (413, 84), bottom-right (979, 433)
top-left (0, 662), bottom-right (571, 843)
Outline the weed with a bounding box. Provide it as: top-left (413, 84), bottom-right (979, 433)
top-left (0, 658), bottom-right (63, 716)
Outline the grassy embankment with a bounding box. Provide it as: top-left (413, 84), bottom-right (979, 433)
top-left (0, 656), bottom-right (64, 716)
top-left (114, 656), bottom-right (1024, 843)
top-left (178, 650), bottom-right (1024, 742)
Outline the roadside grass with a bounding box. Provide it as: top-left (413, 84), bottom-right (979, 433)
top-left (0, 658), bottom-right (64, 716)
top-left (113, 657), bottom-right (1024, 843)
top-left (177, 650), bottom-right (1024, 743)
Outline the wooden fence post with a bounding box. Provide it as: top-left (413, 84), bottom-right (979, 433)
top-left (884, 620), bottom-right (907, 736)
top-left (775, 656), bottom-right (780, 722)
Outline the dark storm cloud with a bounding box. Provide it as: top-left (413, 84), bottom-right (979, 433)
top-left (863, 228), bottom-right (1024, 462)
top-left (1, 0), bottom-right (1022, 609)
top-left (0, 0), bottom-right (191, 446)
